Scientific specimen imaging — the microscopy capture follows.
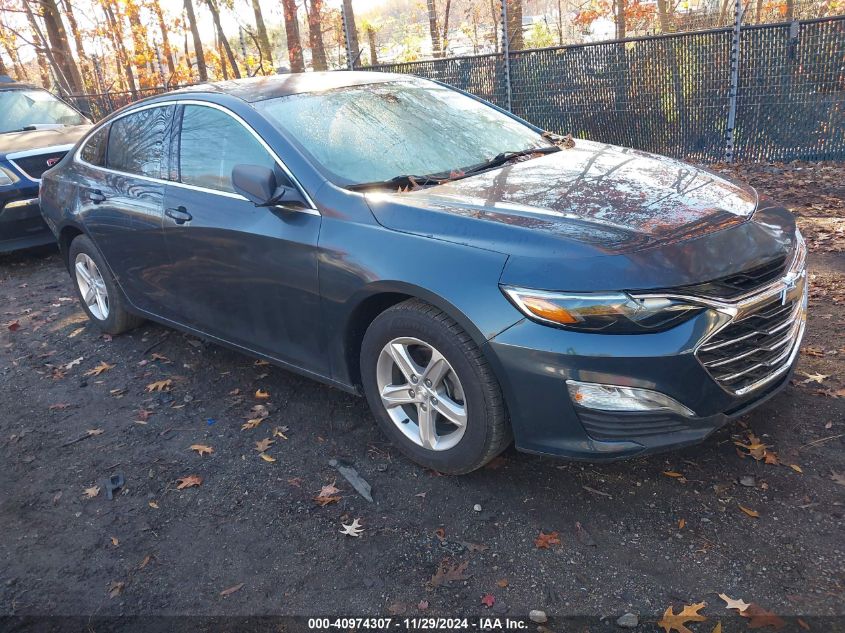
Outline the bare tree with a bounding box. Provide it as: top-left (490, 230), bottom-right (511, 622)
top-left (251, 0), bottom-right (273, 67)
top-left (151, 0), bottom-right (176, 75)
top-left (40, 0), bottom-right (84, 92)
top-left (306, 0), bottom-right (328, 70)
top-left (183, 0), bottom-right (208, 81)
top-left (426, 0), bottom-right (442, 57)
top-left (281, 0), bottom-right (304, 72)
top-left (205, 0), bottom-right (241, 78)
top-left (100, 0), bottom-right (137, 94)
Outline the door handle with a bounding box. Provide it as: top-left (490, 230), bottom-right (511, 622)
top-left (165, 206), bottom-right (192, 225)
top-left (88, 190), bottom-right (106, 204)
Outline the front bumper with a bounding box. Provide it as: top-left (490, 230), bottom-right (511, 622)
top-left (0, 187), bottom-right (54, 253)
top-left (485, 276), bottom-right (807, 461)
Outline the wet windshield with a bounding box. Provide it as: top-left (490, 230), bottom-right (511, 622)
top-left (254, 79), bottom-right (551, 186)
top-left (0, 89), bottom-right (88, 133)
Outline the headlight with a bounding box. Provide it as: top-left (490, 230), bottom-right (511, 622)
top-left (0, 166), bottom-right (19, 187)
top-left (501, 286), bottom-right (703, 333)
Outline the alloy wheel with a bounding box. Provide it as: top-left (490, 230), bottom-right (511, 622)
top-left (376, 337), bottom-right (468, 451)
top-left (74, 253), bottom-right (110, 321)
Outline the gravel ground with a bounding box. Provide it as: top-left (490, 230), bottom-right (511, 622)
top-left (0, 163), bottom-right (843, 630)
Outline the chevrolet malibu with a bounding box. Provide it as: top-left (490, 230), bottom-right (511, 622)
top-left (39, 72), bottom-right (808, 474)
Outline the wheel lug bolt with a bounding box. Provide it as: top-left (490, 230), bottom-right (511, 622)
top-left (431, 397), bottom-right (438, 405)
top-left (424, 379), bottom-right (432, 387)
top-left (420, 403), bottom-right (427, 411)
top-left (411, 375), bottom-right (418, 384)
top-left (408, 389), bottom-right (416, 398)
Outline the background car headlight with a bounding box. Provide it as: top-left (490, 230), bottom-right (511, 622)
top-left (0, 166), bottom-right (19, 187)
top-left (501, 286), bottom-right (703, 333)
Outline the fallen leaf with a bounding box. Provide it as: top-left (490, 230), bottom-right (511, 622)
top-left (658, 602), bottom-right (707, 633)
top-left (242, 418), bottom-right (264, 430)
top-left (83, 486), bottom-right (100, 499)
top-left (434, 527), bottom-right (446, 541)
top-left (255, 389), bottom-right (270, 399)
top-left (797, 618), bottom-right (810, 630)
top-left (662, 470), bottom-right (687, 482)
top-left (719, 593), bottom-right (750, 612)
top-left (145, 379), bottom-right (172, 392)
top-left (340, 518), bottom-right (363, 537)
top-left (534, 530), bottom-right (561, 549)
top-left (789, 464), bottom-right (803, 473)
top-left (388, 602), bottom-right (407, 616)
top-left (287, 477), bottom-right (303, 487)
top-left (254, 438), bottom-right (274, 453)
top-left (6, 320), bottom-right (20, 331)
top-left (679, 518), bottom-right (686, 529)
top-left (85, 361), bottom-right (114, 376)
top-left (741, 603), bottom-right (786, 630)
top-left (150, 353), bottom-right (171, 363)
top-left (259, 453), bottom-right (276, 463)
top-left (148, 500), bottom-right (159, 509)
top-left (107, 581), bottom-right (124, 598)
top-left (799, 371), bottom-right (829, 384)
top-left (138, 554), bottom-right (154, 569)
top-left (481, 593), bottom-right (495, 607)
top-left (189, 444), bottom-right (214, 457)
top-left (272, 426), bottom-right (289, 439)
top-left (49, 403), bottom-right (70, 410)
top-left (87, 428), bottom-right (104, 436)
top-left (318, 482), bottom-right (340, 497)
top-left (496, 578), bottom-right (509, 588)
top-left (219, 583), bottom-right (244, 596)
top-left (831, 472), bottom-right (845, 486)
top-left (738, 504), bottom-right (760, 518)
top-left (176, 475), bottom-right (202, 489)
top-left (254, 359), bottom-right (270, 366)
top-left (68, 327), bottom-right (84, 338)
top-left (250, 404), bottom-right (269, 418)
top-left (64, 356), bottom-right (83, 370)
top-left (313, 494), bottom-right (341, 506)
top-left (110, 536), bottom-right (119, 547)
top-left (712, 623), bottom-right (722, 633)
top-left (430, 560), bottom-right (469, 587)
top-left (418, 599), bottom-right (429, 610)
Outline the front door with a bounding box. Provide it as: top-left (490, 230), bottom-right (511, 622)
top-left (161, 103), bottom-right (324, 374)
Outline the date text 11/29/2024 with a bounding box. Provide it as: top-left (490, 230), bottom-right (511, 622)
top-left (307, 617), bottom-right (529, 630)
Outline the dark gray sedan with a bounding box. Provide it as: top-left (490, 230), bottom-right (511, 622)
top-left (39, 72), bottom-right (807, 473)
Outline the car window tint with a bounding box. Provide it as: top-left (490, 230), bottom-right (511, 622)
top-left (106, 106), bottom-right (173, 178)
top-left (80, 125), bottom-right (108, 166)
top-left (178, 105), bottom-right (289, 193)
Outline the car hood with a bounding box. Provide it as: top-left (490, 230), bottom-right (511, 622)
top-left (366, 139), bottom-right (796, 291)
top-left (0, 125), bottom-right (91, 154)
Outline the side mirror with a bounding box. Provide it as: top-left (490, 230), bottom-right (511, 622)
top-left (232, 164), bottom-right (308, 209)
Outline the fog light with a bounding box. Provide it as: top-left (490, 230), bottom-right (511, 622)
top-left (566, 380), bottom-right (695, 417)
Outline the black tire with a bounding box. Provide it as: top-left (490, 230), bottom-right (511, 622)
top-left (68, 234), bottom-right (144, 335)
top-left (360, 299), bottom-right (511, 474)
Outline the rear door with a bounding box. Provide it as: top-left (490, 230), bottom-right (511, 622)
top-left (161, 103), bottom-right (324, 373)
top-left (76, 104), bottom-right (175, 315)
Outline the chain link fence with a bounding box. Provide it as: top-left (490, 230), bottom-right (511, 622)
top-left (66, 4), bottom-right (845, 163)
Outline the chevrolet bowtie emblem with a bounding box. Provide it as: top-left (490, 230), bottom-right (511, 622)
top-left (781, 275), bottom-right (798, 306)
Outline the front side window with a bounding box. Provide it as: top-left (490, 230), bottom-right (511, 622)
top-left (0, 89), bottom-right (89, 134)
top-left (253, 79), bottom-right (551, 186)
top-left (178, 105), bottom-right (283, 193)
top-left (80, 125), bottom-right (109, 166)
top-left (106, 105), bottom-right (174, 178)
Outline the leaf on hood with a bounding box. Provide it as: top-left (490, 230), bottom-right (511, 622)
top-left (83, 486), bottom-right (100, 499)
top-left (534, 530), bottom-right (561, 549)
top-left (254, 438), bottom-right (274, 453)
top-left (339, 518), bottom-right (364, 537)
top-left (719, 593), bottom-right (750, 612)
top-left (430, 560), bottom-right (469, 587)
top-left (189, 444), bottom-right (214, 457)
top-left (85, 361), bottom-right (115, 376)
top-left (740, 603), bottom-right (786, 630)
top-left (145, 379), bottom-right (172, 392)
top-left (176, 475), bottom-right (203, 489)
top-left (658, 602), bottom-right (707, 633)
top-left (738, 504), bottom-right (760, 518)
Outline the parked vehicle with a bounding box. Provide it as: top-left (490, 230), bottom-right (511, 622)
top-left (0, 76), bottom-right (91, 253)
top-left (39, 72), bottom-right (807, 473)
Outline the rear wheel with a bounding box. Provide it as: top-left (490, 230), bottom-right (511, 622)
top-left (361, 299), bottom-right (511, 474)
top-left (69, 235), bottom-right (144, 335)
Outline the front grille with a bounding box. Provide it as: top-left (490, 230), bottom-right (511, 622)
top-left (9, 151), bottom-right (68, 180)
top-left (677, 256), bottom-right (787, 300)
top-left (697, 295), bottom-right (803, 394)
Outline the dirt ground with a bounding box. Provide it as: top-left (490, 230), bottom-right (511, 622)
top-left (1, 163), bottom-right (843, 629)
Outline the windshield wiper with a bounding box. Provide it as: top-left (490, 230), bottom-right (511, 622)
top-left (347, 172), bottom-right (449, 192)
top-left (460, 145), bottom-right (560, 177)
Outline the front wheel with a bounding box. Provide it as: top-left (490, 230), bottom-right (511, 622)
top-left (360, 299), bottom-right (511, 474)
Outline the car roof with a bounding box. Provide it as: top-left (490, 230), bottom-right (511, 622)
top-left (0, 78), bottom-right (41, 91)
top-left (170, 71), bottom-right (411, 103)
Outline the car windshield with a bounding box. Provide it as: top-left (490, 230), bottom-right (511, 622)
top-left (254, 79), bottom-right (552, 186)
top-left (0, 89), bottom-right (88, 133)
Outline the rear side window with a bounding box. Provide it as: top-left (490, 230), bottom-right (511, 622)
top-left (79, 125), bottom-right (108, 166)
top-left (178, 105), bottom-right (289, 193)
top-left (107, 105), bottom-right (174, 178)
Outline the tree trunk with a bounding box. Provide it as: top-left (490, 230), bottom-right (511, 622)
top-left (40, 0), bottom-right (84, 92)
top-left (0, 24), bottom-right (30, 81)
top-left (23, 2), bottom-right (62, 90)
top-left (488, 0), bottom-right (499, 52)
top-left (206, 0), bottom-right (241, 78)
top-left (306, 0), bottom-right (328, 70)
top-left (615, 0), bottom-right (626, 39)
top-left (425, 0), bottom-right (442, 57)
top-left (441, 0), bottom-right (452, 54)
top-left (656, 0), bottom-right (685, 126)
top-left (785, 0), bottom-right (794, 20)
top-left (281, 0), bottom-right (305, 72)
top-left (101, 0), bottom-right (137, 95)
top-left (506, 0), bottom-right (523, 50)
top-left (557, 0), bottom-right (563, 44)
top-left (184, 0), bottom-right (208, 81)
top-left (251, 0), bottom-right (274, 67)
top-left (341, 0), bottom-right (360, 68)
top-left (60, 0), bottom-right (93, 91)
top-left (152, 1), bottom-right (176, 75)
top-left (366, 26), bottom-right (378, 65)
